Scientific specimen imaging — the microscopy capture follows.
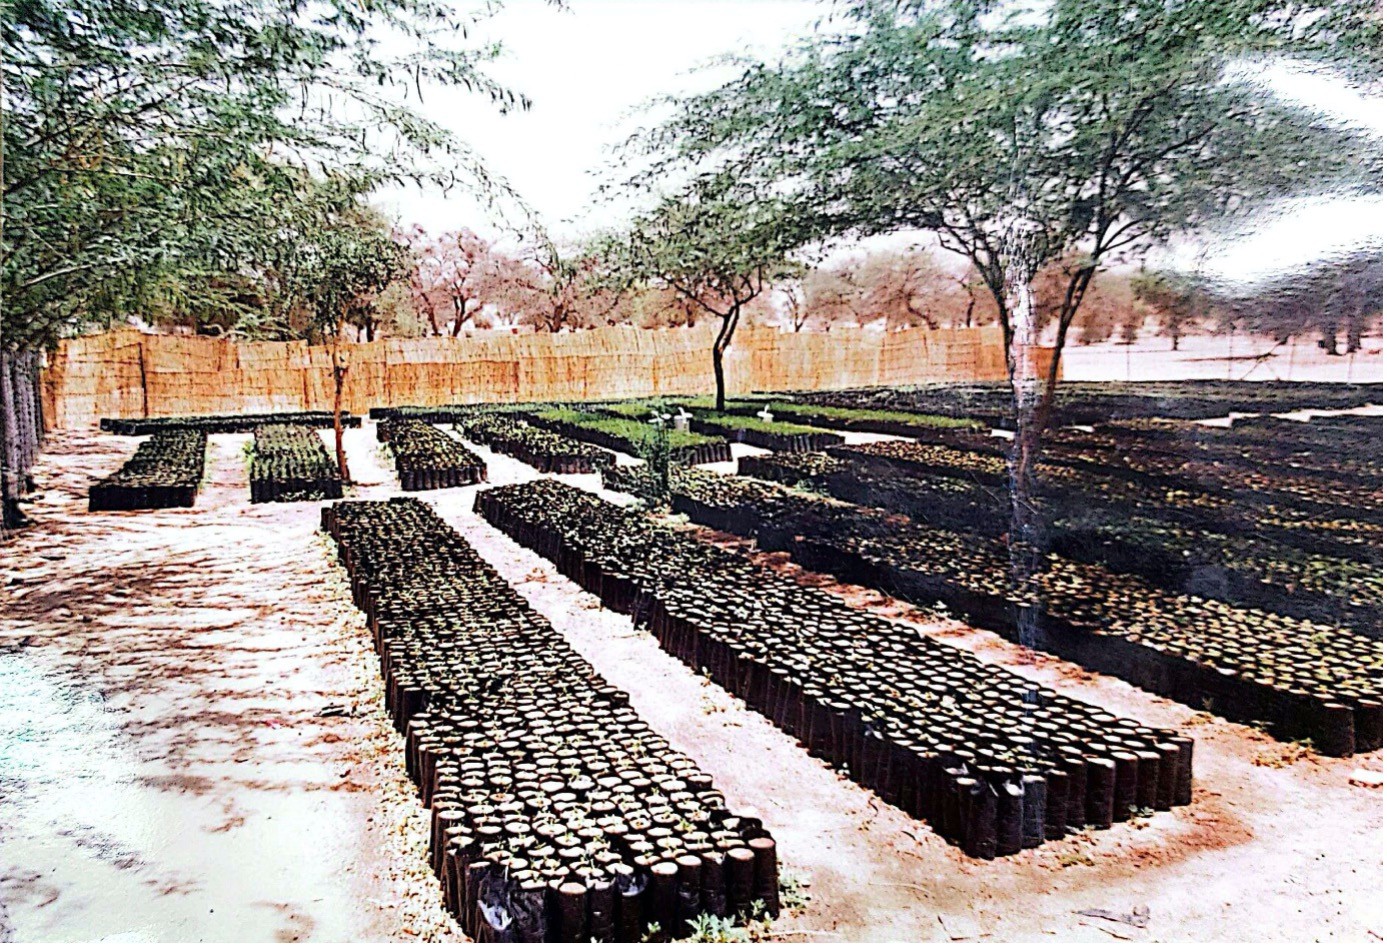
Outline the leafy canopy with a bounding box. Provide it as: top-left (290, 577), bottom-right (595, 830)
top-left (2, 0), bottom-right (541, 347)
top-left (636, 0), bottom-right (1380, 352)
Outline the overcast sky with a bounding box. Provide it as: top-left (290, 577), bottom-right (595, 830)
top-left (372, 0), bottom-right (820, 242)
top-left (373, 0), bottom-right (1384, 287)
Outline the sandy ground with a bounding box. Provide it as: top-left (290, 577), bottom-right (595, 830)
top-left (1, 421), bottom-right (1382, 942)
top-left (1060, 333), bottom-right (1383, 383)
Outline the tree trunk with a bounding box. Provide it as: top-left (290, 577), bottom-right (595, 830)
top-left (1346, 311), bottom-right (1363, 354)
top-left (1321, 320), bottom-right (1339, 356)
top-left (711, 306), bottom-right (740, 412)
top-left (712, 344), bottom-right (727, 412)
top-left (1000, 221), bottom-right (1046, 666)
top-left (331, 314), bottom-right (352, 483)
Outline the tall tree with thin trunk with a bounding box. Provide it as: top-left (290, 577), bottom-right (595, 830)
top-left (602, 179), bottom-right (803, 410)
top-left (297, 220), bottom-right (409, 480)
top-left (631, 0), bottom-right (1378, 644)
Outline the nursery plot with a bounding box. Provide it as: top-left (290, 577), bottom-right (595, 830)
top-left (1104, 422), bottom-right (1382, 487)
top-left (454, 412), bottom-right (616, 474)
top-left (88, 429), bottom-right (206, 511)
top-left (790, 381), bottom-right (1382, 427)
top-left (478, 479), bottom-right (1196, 860)
top-left (322, 498), bottom-right (779, 942)
top-left (1051, 423), bottom-right (1382, 488)
top-left (624, 396), bottom-right (984, 437)
top-left (249, 424), bottom-right (343, 503)
top-left (523, 407), bottom-right (732, 465)
top-left (699, 399), bottom-right (986, 437)
top-left (595, 401), bottom-right (846, 453)
top-left (101, 410), bottom-right (361, 436)
top-left (615, 466), bottom-right (1381, 756)
top-left (378, 418), bottom-right (487, 490)
top-left (740, 452), bottom-right (1382, 637)
top-left (370, 403), bottom-right (540, 423)
top-left (896, 425), bottom-right (1381, 523)
top-left (834, 440), bottom-right (1383, 565)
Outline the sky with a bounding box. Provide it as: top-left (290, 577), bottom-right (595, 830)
top-left (372, 0), bottom-right (821, 242)
top-left (374, 0), bottom-right (1384, 287)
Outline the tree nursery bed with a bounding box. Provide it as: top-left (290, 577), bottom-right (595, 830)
top-left (378, 418), bottom-right (487, 491)
top-left (524, 407), bottom-right (732, 466)
top-left (323, 496), bottom-right (779, 941)
top-left (101, 410), bottom-right (361, 436)
top-left (478, 478), bottom-right (1197, 858)
top-left (606, 466), bottom-right (1381, 756)
top-left (88, 429), bottom-right (207, 511)
top-left (453, 412), bottom-right (616, 474)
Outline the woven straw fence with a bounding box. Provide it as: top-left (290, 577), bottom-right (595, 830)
top-left (41, 324), bottom-right (1055, 428)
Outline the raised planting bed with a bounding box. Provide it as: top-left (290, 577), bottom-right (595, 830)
top-left (596, 400), bottom-right (849, 452)
top-left (454, 413), bottom-right (616, 474)
top-left (89, 430), bottom-right (206, 511)
top-left (101, 410), bottom-right (360, 436)
top-left (706, 398), bottom-right (987, 437)
top-left (741, 451), bottom-right (1382, 639)
top-left (378, 418), bottom-right (486, 491)
top-left (249, 424), bottom-right (343, 503)
top-left (322, 498), bottom-right (779, 941)
top-left (643, 469), bottom-right (1382, 756)
top-left (889, 423), bottom-right (1382, 524)
top-left (791, 381), bottom-right (1382, 428)
top-left (832, 440), bottom-right (1384, 565)
top-left (477, 479), bottom-right (1195, 858)
top-left (686, 414), bottom-right (845, 453)
top-left (523, 408), bottom-right (732, 466)
top-left (1077, 421), bottom-right (1382, 489)
top-left (369, 403), bottom-right (540, 423)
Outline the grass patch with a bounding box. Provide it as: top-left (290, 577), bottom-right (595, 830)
top-left (533, 407), bottom-right (719, 450)
top-left (690, 411), bottom-right (835, 437)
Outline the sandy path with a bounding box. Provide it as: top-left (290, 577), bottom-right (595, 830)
top-left (1059, 334), bottom-right (1382, 384)
top-left (3, 422), bottom-right (1382, 942)
top-left (1, 429), bottom-right (460, 942)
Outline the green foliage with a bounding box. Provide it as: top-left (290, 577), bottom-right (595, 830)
top-left (636, 0), bottom-right (1380, 373)
top-left (533, 408), bottom-right (719, 451)
top-left (598, 173), bottom-right (813, 410)
top-left (634, 410), bottom-right (674, 503)
top-left (3, 0), bottom-right (541, 348)
top-left (687, 412), bottom-right (831, 437)
top-left (682, 396), bottom-right (985, 431)
top-left (683, 913), bottom-right (751, 943)
top-left (777, 869), bottom-right (811, 912)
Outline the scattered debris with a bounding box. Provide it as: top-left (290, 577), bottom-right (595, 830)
top-left (937, 914), bottom-right (985, 941)
top-left (1076, 906), bottom-right (1151, 929)
top-left (1349, 769), bottom-right (1383, 789)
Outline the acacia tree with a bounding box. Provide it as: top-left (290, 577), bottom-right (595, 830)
top-left (496, 242), bottom-right (627, 332)
top-left (3, 0), bottom-right (540, 350)
top-left (1132, 271), bottom-right (1209, 350)
top-left (607, 180), bottom-right (802, 410)
top-left (403, 228), bottom-right (511, 336)
top-left (635, 0), bottom-right (1378, 618)
top-left (1199, 249), bottom-right (1383, 355)
top-left (294, 220), bottom-right (410, 480)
